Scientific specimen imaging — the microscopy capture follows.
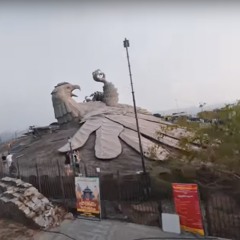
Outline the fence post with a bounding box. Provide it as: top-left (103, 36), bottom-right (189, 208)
top-left (117, 170), bottom-right (122, 214)
top-left (35, 159), bottom-right (42, 193)
top-left (83, 161), bottom-right (88, 177)
top-left (203, 189), bottom-right (212, 236)
top-left (142, 172), bottom-right (151, 200)
top-left (117, 171), bottom-right (122, 210)
top-left (57, 158), bottom-right (67, 210)
top-left (14, 155), bottom-right (24, 179)
top-left (0, 160), bottom-right (3, 178)
top-left (16, 158), bottom-right (21, 179)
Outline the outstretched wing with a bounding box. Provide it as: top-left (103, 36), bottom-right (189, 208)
top-left (58, 112), bottom-right (190, 161)
top-left (119, 128), bottom-right (169, 161)
top-left (59, 117), bottom-right (124, 159)
top-left (95, 118), bottom-right (123, 159)
top-left (105, 115), bottom-right (184, 150)
top-left (58, 118), bottom-right (102, 152)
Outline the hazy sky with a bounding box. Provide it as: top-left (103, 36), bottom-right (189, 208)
top-left (1, 0), bottom-right (240, 133)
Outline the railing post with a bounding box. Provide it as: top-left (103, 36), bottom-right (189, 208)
top-left (57, 158), bottom-right (67, 211)
top-left (15, 154), bottom-right (24, 179)
top-left (35, 159), bottom-right (42, 193)
top-left (83, 161), bottom-right (88, 177)
top-left (16, 158), bottom-right (21, 179)
top-left (0, 161), bottom-right (3, 178)
top-left (117, 171), bottom-right (122, 214)
top-left (203, 189), bottom-right (212, 236)
top-left (117, 170), bottom-right (122, 203)
top-left (141, 172), bottom-right (150, 200)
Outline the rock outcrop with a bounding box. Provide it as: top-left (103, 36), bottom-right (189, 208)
top-left (0, 177), bottom-right (65, 229)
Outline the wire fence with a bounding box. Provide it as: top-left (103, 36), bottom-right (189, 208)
top-left (0, 158), bottom-right (239, 239)
top-left (200, 188), bottom-right (240, 240)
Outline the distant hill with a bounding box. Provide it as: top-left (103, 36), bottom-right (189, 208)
top-left (0, 129), bottom-right (28, 143)
top-left (155, 102), bottom-right (231, 116)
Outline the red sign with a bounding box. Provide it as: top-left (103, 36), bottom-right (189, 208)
top-left (172, 183), bottom-right (204, 236)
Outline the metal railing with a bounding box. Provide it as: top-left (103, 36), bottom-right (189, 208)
top-left (0, 158), bottom-right (239, 239)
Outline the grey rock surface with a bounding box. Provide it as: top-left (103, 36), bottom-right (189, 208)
top-left (0, 177), bottom-right (64, 229)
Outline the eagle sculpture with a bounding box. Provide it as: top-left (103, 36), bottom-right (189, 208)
top-left (51, 70), bottom-right (189, 161)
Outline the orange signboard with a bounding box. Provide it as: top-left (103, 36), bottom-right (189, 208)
top-left (172, 183), bottom-right (204, 236)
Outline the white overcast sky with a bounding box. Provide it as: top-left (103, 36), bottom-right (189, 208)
top-left (1, 0), bottom-right (240, 132)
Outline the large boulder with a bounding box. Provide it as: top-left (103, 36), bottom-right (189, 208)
top-left (0, 177), bottom-right (65, 229)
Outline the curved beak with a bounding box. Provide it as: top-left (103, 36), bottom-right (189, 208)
top-left (71, 84), bottom-right (81, 97)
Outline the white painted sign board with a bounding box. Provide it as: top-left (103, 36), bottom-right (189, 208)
top-left (162, 213), bottom-right (181, 234)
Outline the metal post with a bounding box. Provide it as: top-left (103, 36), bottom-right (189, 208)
top-left (117, 170), bottom-right (121, 201)
top-left (83, 161), bottom-right (88, 177)
top-left (123, 38), bottom-right (146, 174)
top-left (57, 158), bottom-right (67, 211)
top-left (35, 160), bottom-right (42, 193)
top-left (68, 137), bottom-right (76, 176)
top-left (0, 160), bottom-right (3, 178)
top-left (16, 158), bottom-right (21, 179)
top-left (15, 154), bottom-right (24, 180)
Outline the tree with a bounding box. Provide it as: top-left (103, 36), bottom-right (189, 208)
top-left (154, 102), bottom-right (240, 175)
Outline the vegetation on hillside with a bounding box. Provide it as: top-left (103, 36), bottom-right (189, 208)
top-left (155, 102), bottom-right (240, 176)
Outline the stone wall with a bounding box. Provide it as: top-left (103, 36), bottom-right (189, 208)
top-left (0, 177), bottom-right (65, 229)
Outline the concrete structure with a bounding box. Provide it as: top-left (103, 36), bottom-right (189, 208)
top-left (52, 70), bottom-right (192, 161)
top-left (34, 218), bottom-right (198, 240)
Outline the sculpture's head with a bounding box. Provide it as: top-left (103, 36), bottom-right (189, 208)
top-left (51, 82), bottom-right (80, 99)
top-left (51, 82), bottom-right (81, 124)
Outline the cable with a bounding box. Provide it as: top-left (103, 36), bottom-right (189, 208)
top-left (41, 229), bottom-right (77, 240)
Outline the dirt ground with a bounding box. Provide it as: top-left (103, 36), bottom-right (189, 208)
top-left (0, 219), bottom-right (38, 240)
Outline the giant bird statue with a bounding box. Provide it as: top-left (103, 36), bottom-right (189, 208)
top-left (51, 70), bottom-right (189, 161)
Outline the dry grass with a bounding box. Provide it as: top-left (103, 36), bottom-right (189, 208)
top-left (0, 218), bottom-right (38, 240)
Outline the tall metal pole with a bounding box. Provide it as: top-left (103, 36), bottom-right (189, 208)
top-left (123, 38), bottom-right (146, 174)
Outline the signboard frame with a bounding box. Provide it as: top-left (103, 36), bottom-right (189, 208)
top-left (75, 176), bottom-right (101, 220)
top-left (172, 183), bottom-right (205, 236)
